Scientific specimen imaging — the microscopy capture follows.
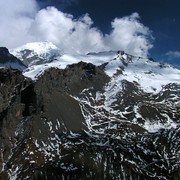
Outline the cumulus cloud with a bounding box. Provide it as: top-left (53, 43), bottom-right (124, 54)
top-left (0, 0), bottom-right (38, 47)
top-left (30, 7), bottom-right (106, 54)
top-left (0, 0), bottom-right (153, 56)
top-left (105, 13), bottom-right (153, 56)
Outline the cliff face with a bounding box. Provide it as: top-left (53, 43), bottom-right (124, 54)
top-left (0, 69), bottom-right (33, 177)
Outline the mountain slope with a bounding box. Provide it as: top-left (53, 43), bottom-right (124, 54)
top-left (0, 47), bottom-right (26, 71)
top-left (0, 45), bottom-right (179, 179)
top-left (23, 48), bottom-right (180, 95)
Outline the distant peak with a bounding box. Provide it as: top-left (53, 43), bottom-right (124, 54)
top-left (13, 41), bottom-right (60, 52)
top-left (10, 42), bottom-right (62, 67)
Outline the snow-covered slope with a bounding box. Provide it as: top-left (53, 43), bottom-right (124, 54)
top-left (10, 42), bottom-right (179, 94)
top-left (22, 51), bottom-right (117, 80)
top-left (23, 49), bottom-right (180, 94)
top-left (10, 42), bottom-right (62, 66)
top-left (104, 53), bottom-right (180, 94)
top-left (21, 47), bottom-right (180, 133)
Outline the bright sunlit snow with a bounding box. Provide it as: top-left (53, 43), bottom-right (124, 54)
top-left (20, 45), bottom-right (180, 95)
top-left (10, 42), bottom-right (62, 63)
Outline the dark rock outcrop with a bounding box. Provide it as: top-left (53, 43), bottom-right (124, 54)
top-left (0, 47), bottom-right (26, 71)
top-left (0, 62), bottom-right (109, 179)
top-left (0, 69), bottom-right (33, 173)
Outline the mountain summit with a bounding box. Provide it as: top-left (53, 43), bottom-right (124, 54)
top-left (0, 43), bottom-right (180, 179)
top-left (10, 42), bottom-right (62, 67)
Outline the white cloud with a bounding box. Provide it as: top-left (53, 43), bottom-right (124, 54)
top-left (30, 8), bottom-right (106, 54)
top-left (0, 0), bottom-right (38, 47)
top-left (0, 0), bottom-right (153, 56)
top-left (105, 13), bottom-right (153, 57)
top-left (165, 51), bottom-right (180, 59)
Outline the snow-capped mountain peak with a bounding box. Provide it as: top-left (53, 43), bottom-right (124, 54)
top-left (10, 41), bottom-right (62, 66)
top-left (21, 46), bottom-right (180, 95)
top-left (104, 51), bottom-right (180, 93)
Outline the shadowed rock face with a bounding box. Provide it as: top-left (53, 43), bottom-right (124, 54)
top-left (0, 62), bottom-right (109, 179)
top-left (0, 47), bottom-right (27, 71)
top-left (0, 47), bottom-right (12, 64)
top-left (0, 69), bottom-right (33, 172)
top-left (0, 61), bottom-right (179, 180)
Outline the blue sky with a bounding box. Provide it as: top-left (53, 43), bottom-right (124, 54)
top-left (38, 0), bottom-right (180, 66)
top-left (0, 0), bottom-right (179, 67)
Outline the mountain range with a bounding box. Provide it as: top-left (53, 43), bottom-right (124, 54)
top-left (0, 42), bottom-right (179, 179)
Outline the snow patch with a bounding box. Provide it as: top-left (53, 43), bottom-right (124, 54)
top-left (143, 120), bottom-right (177, 133)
